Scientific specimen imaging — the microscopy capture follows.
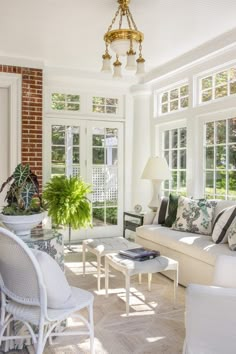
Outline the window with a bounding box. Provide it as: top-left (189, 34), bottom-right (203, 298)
top-left (51, 93), bottom-right (80, 111)
top-left (200, 66), bottom-right (236, 103)
top-left (160, 84), bottom-right (189, 114)
top-left (162, 127), bottom-right (187, 196)
top-left (204, 117), bottom-right (236, 200)
top-left (92, 97), bottom-right (118, 114)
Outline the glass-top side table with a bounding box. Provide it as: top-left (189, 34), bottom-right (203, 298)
top-left (123, 211), bottom-right (144, 238)
top-left (24, 228), bottom-right (64, 270)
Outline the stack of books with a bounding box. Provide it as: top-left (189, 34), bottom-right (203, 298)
top-left (119, 247), bottom-right (160, 261)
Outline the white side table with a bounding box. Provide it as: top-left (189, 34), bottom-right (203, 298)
top-left (105, 254), bottom-right (178, 315)
top-left (82, 237), bottom-right (140, 291)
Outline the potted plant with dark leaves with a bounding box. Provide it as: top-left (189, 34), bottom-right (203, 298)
top-left (42, 175), bottom-right (92, 249)
top-left (0, 163), bottom-right (46, 237)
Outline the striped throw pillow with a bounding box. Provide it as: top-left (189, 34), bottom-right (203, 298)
top-left (212, 206), bottom-right (236, 244)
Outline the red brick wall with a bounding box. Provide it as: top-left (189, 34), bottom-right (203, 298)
top-left (0, 65), bottom-right (43, 190)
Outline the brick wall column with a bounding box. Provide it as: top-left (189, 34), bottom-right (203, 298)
top-left (0, 65), bottom-right (43, 190)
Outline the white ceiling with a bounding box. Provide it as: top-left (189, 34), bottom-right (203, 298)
top-left (0, 0), bottom-right (236, 76)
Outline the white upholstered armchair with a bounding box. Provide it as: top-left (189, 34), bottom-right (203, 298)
top-left (183, 255), bottom-right (236, 354)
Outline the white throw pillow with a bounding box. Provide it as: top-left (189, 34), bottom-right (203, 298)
top-left (172, 196), bottom-right (213, 235)
top-left (228, 220), bottom-right (236, 251)
top-left (212, 206), bottom-right (236, 244)
top-left (32, 249), bottom-right (76, 309)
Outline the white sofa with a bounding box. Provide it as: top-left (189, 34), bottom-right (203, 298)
top-left (135, 200), bottom-right (236, 287)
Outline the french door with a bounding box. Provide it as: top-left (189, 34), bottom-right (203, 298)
top-left (44, 118), bottom-right (124, 240)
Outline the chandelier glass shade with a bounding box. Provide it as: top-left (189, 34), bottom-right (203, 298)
top-left (101, 0), bottom-right (145, 78)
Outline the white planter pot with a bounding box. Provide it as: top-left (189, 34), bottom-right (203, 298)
top-left (0, 212), bottom-right (46, 237)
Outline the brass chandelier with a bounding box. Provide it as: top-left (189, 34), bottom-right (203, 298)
top-left (101, 0), bottom-right (145, 78)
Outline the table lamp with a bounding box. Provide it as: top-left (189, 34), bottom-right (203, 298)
top-left (141, 156), bottom-right (171, 211)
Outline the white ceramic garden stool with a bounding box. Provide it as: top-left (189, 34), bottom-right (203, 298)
top-left (105, 254), bottom-right (179, 315)
top-left (82, 237), bottom-right (140, 291)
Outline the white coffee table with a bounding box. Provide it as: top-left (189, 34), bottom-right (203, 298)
top-left (82, 237), bottom-right (140, 291)
top-left (105, 253), bottom-right (178, 315)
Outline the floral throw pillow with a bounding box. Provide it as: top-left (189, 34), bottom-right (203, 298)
top-left (172, 196), bottom-right (214, 235)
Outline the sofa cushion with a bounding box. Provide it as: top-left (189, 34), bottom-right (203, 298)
top-left (212, 206), bottom-right (236, 244)
top-left (136, 225), bottom-right (236, 266)
top-left (165, 193), bottom-right (179, 227)
top-left (172, 196), bottom-right (213, 235)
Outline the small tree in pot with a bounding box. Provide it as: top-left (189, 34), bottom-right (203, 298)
top-left (42, 175), bottom-right (92, 249)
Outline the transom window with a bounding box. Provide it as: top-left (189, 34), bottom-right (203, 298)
top-left (51, 93), bottom-right (80, 111)
top-left (204, 117), bottom-right (236, 200)
top-left (92, 97), bottom-right (118, 114)
top-left (162, 127), bottom-right (187, 196)
top-left (160, 84), bottom-right (189, 114)
top-left (200, 66), bottom-right (236, 103)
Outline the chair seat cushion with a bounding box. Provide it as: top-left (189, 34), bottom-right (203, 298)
top-left (32, 249), bottom-right (76, 309)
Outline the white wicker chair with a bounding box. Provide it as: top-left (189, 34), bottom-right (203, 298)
top-left (0, 227), bottom-right (94, 354)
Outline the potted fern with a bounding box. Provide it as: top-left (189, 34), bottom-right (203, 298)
top-left (0, 163), bottom-right (46, 236)
top-left (42, 175), bottom-right (92, 249)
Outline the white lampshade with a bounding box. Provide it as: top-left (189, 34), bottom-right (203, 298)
top-left (136, 60), bottom-right (145, 75)
top-left (113, 64), bottom-right (122, 78)
top-left (101, 58), bottom-right (112, 72)
top-left (125, 53), bottom-right (136, 70)
top-left (141, 156), bottom-right (171, 180)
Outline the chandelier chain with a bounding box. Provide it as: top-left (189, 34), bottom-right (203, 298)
top-left (127, 8), bottom-right (138, 31)
top-left (107, 6), bottom-right (121, 33)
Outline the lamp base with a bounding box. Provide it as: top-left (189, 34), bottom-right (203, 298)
top-left (147, 180), bottom-right (162, 212)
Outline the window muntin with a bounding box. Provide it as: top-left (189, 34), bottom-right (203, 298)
top-left (51, 93), bottom-right (80, 111)
top-left (162, 127), bottom-right (187, 196)
top-left (160, 84), bottom-right (189, 115)
top-left (200, 66), bottom-right (236, 103)
top-left (204, 117), bottom-right (236, 200)
top-left (92, 97), bottom-right (119, 114)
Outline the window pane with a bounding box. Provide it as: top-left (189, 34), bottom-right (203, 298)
top-left (230, 82), bottom-right (236, 95)
top-left (172, 150), bottom-right (178, 169)
top-left (171, 129), bottom-right (178, 148)
top-left (180, 128), bottom-right (187, 148)
top-left (206, 147), bottom-right (214, 169)
top-left (216, 146), bottom-right (226, 169)
top-left (52, 93), bottom-right (66, 102)
top-left (52, 126), bottom-right (65, 145)
top-left (180, 97), bottom-right (188, 108)
top-left (229, 145), bottom-right (236, 169)
top-left (67, 103), bottom-right (80, 111)
top-left (106, 98), bottom-right (118, 105)
top-left (67, 95), bottom-right (80, 102)
top-left (170, 100), bottom-right (178, 111)
top-left (72, 129), bottom-right (80, 145)
top-left (202, 89), bottom-right (212, 102)
top-left (93, 148), bottom-right (105, 164)
top-left (161, 92), bottom-right (168, 103)
top-left (205, 122), bottom-right (214, 145)
top-left (106, 106), bottom-right (117, 114)
top-left (215, 85), bottom-right (227, 99)
top-left (52, 102), bottom-right (66, 110)
top-left (170, 89), bottom-right (178, 100)
top-left (73, 147), bottom-right (80, 163)
top-left (228, 171), bottom-right (236, 198)
top-left (93, 97), bottom-right (105, 105)
top-left (180, 150), bottom-right (186, 169)
top-left (229, 118), bottom-right (236, 143)
top-left (202, 77), bottom-right (212, 90)
top-left (164, 131), bottom-right (169, 149)
top-left (52, 146), bottom-right (65, 163)
top-left (180, 85), bottom-right (188, 97)
top-left (205, 171), bottom-right (214, 195)
top-left (230, 68), bottom-right (236, 81)
top-left (93, 208), bottom-right (105, 227)
top-left (106, 148), bottom-right (117, 165)
top-left (164, 151), bottom-right (169, 164)
top-left (215, 71), bottom-right (227, 86)
top-left (106, 207), bottom-right (117, 225)
top-left (216, 120), bottom-right (226, 144)
top-left (216, 171), bottom-right (226, 195)
top-left (51, 164), bottom-right (65, 176)
top-left (171, 171), bottom-right (177, 189)
top-left (180, 171), bottom-right (186, 188)
top-left (93, 105), bottom-right (105, 113)
top-left (162, 103), bottom-right (168, 114)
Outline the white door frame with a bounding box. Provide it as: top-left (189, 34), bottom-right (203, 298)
top-left (44, 117), bottom-right (124, 241)
top-left (0, 73), bottom-right (21, 173)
